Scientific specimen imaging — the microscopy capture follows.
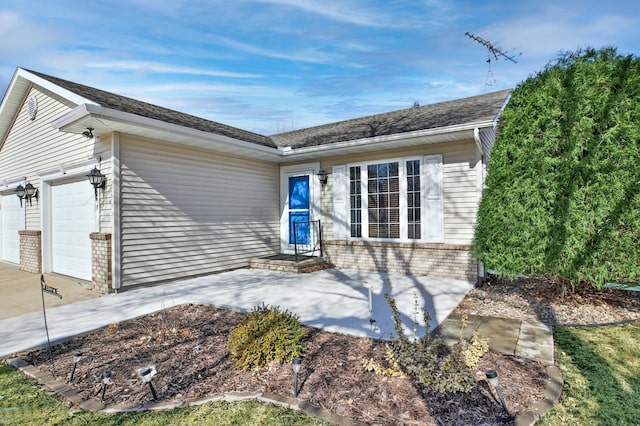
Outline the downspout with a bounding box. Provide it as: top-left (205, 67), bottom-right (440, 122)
top-left (473, 127), bottom-right (486, 283)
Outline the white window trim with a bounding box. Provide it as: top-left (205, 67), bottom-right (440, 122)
top-left (346, 155), bottom-right (424, 243)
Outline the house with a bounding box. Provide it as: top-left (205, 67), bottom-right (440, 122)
top-left (0, 67), bottom-right (510, 293)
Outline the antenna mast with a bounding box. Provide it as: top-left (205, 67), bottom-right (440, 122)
top-left (465, 32), bottom-right (519, 87)
top-left (465, 32), bottom-right (518, 63)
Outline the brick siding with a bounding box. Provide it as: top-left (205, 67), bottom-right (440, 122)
top-left (90, 232), bottom-right (113, 294)
top-left (323, 240), bottom-right (478, 281)
top-left (18, 230), bottom-right (42, 274)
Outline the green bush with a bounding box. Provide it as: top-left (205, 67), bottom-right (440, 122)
top-left (228, 304), bottom-right (307, 371)
top-left (473, 47), bottom-right (640, 289)
top-left (363, 295), bottom-right (488, 393)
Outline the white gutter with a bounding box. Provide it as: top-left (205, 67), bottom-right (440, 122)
top-left (473, 127), bottom-right (482, 155)
top-left (51, 103), bottom-right (283, 161)
top-left (282, 120), bottom-right (495, 158)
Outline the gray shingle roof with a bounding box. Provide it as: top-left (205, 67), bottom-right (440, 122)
top-left (26, 68), bottom-right (510, 151)
top-left (26, 69), bottom-right (276, 148)
top-left (269, 89), bottom-right (511, 148)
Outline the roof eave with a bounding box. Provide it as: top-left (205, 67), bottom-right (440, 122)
top-left (279, 120), bottom-right (496, 162)
top-left (51, 103), bottom-right (283, 162)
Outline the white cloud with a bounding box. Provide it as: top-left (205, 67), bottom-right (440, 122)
top-left (84, 61), bottom-right (262, 79)
top-left (245, 0), bottom-right (394, 27)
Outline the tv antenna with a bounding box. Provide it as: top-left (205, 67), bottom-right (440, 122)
top-left (465, 32), bottom-right (519, 87)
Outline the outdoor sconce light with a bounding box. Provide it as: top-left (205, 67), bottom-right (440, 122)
top-left (82, 127), bottom-right (94, 138)
top-left (69, 350), bottom-right (83, 382)
top-left (86, 167), bottom-right (106, 200)
top-left (15, 184), bottom-right (25, 207)
top-left (292, 357), bottom-right (302, 397)
top-left (24, 182), bottom-right (38, 206)
top-left (317, 169), bottom-right (328, 188)
top-left (137, 365), bottom-right (158, 400)
top-left (101, 370), bottom-right (112, 402)
top-left (486, 369), bottom-right (513, 421)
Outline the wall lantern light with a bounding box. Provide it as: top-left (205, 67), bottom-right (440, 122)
top-left (15, 182), bottom-right (38, 207)
top-left (317, 169), bottom-right (328, 188)
top-left (86, 167), bottom-right (106, 200)
top-left (24, 182), bottom-right (38, 206)
top-left (15, 184), bottom-right (25, 207)
top-left (292, 357), bottom-right (302, 397)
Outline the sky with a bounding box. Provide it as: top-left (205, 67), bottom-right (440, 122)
top-left (0, 0), bottom-right (638, 135)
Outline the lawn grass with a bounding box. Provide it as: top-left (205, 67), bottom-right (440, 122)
top-left (0, 364), bottom-right (330, 426)
top-left (540, 323), bottom-right (640, 426)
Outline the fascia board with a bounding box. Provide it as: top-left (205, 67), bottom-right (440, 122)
top-left (281, 120), bottom-right (496, 159)
top-left (52, 104), bottom-right (283, 161)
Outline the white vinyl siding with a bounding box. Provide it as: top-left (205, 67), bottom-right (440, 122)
top-left (119, 136), bottom-right (279, 287)
top-left (0, 87), bottom-right (111, 231)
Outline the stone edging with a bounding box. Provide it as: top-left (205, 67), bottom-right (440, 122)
top-left (514, 365), bottom-right (564, 426)
top-left (6, 356), bottom-right (562, 425)
top-left (5, 357), bottom-right (364, 426)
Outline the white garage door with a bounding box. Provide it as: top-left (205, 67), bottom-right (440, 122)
top-left (1, 193), bottom-right (24, 263)
top-left (51, 180), bottom-right (95, 280)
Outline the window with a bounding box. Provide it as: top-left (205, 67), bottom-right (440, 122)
top-left (367, 162), bottom-right (400, 238)
top-left (406, 160), bottom-right (421, 239)
top-left (349, 166), bottom-right (362, 237)
top-left (348, 157), bottom-right (427, 241)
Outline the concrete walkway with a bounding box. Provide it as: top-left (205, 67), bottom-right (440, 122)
top-left (0, 262), bottom-right (98, 320)
top-left (0, 268), bottom-right (476, 359)
top-left (436, 314), bottom-right (555, 365)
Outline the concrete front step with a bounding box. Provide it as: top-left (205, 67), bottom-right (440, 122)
top-left (249, 255), bottom-right (330, 273)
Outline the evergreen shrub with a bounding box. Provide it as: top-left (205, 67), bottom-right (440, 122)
top-left (228, 304), bottom-right (307, 371)
top-left (472, 47), bottom-right (640, 288)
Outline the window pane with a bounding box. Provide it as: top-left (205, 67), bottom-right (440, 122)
top-left (366, 161), bottom-right (400, 239)
top-left (349, 166), bottom-right (362, 237)
top-left (406, 160), bottom-right (421, 240)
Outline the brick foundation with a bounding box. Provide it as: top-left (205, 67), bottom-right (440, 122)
top-left (323, 240), bottom-right (478, 281)
top-left (19, 230), bottom-right (42, 273)
top-left (90, 233), bottom-right (113, 294)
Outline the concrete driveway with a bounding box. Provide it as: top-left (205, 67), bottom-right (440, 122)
top-left (0, 267), bottom-right (475, 359)
top-left (0, 262), bottom-right (100, 320)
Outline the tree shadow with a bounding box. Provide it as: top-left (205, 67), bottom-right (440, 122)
top-left (554, 326), bottom-right (640, 424)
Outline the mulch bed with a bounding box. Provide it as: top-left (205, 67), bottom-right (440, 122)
top-left (23, 303), bottom-right (545, 425)
top-left (22, 275), bottom-right (639, 425)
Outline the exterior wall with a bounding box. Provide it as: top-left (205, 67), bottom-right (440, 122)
top-left (324, 240), bottom-right (477, 281)
top-left (312, 139), bottom-right (481, 280)
top-left (90, 232), bottom-right (112, 294)
top-left (0, 87), bottom-right (111, 230)
top-left (18, 230), bottom-right (42, 273)
top-left (118, 135), bottom-right (280, 288)
top-left (0, 86), bottom-right (113, 289)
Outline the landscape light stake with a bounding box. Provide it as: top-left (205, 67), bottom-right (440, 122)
top-left (486, 369), bottom-right (513, 422)
top-left (368, 286), bottom-right (376, 330)
top-left (101, 370), bottom-right (112, 402)
top-left (292, 358), bottom-right (301, 397)
top-left (69, 350), bottom-right (83, 382)
top-left (137, 366), bottom-right (158, 400)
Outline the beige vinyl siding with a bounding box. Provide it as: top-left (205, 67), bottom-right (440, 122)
top-left (119, 136), bottom-right (279, 287)
top-left (314, 139), bottom-right (480, 244)
top-left (0, 87), bottom-right (111, 231)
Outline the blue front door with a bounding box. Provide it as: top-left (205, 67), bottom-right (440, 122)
top-left (289, 175), bottom-right (310, 245)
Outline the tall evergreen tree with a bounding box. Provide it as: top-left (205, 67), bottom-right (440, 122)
top-left (472, 47), bottom-right (640, 288)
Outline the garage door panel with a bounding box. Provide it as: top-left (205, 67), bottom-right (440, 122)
top-left (1, 194), bottom-right (24, 263)
top-left (51, 181), bottom-right (94, 280)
